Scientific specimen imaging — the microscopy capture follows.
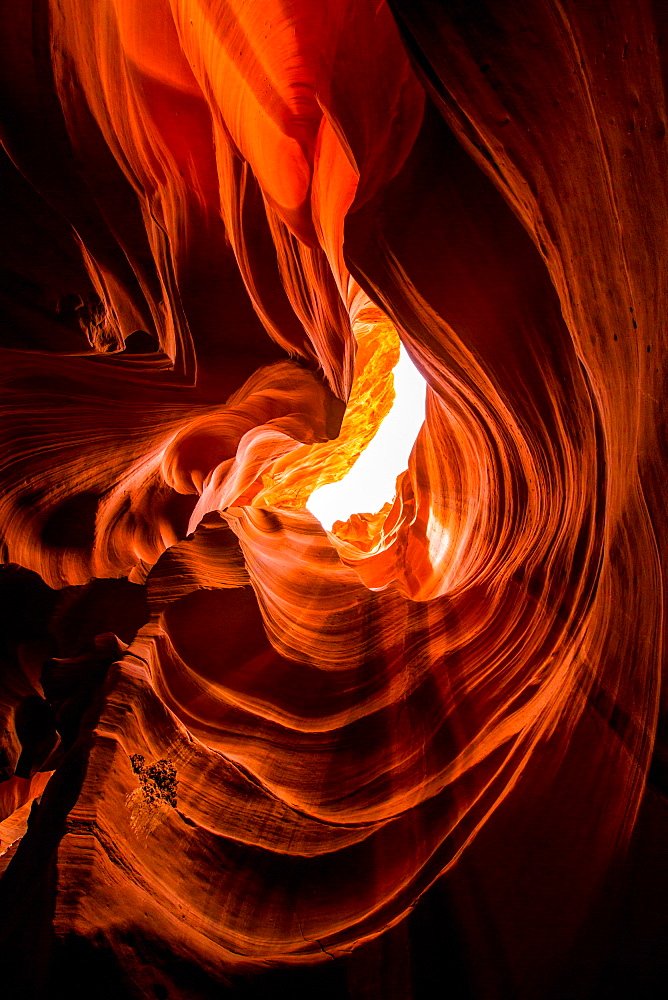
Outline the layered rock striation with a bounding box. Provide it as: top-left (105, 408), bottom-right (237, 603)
top-left (0, 2), bottom-right (667, 997)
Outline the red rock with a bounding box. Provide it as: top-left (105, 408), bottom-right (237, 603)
top-left (0, 2), bottom-right (666, 997)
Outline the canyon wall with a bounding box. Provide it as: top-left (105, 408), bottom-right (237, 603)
top-left (0, 2), bottom-right (667, 997)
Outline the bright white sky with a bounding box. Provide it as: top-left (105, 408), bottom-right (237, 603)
top-left (306, 345), bottom-right (427, 531)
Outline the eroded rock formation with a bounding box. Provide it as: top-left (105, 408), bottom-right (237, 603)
top-left (1, 2), bottom-right (667, 998)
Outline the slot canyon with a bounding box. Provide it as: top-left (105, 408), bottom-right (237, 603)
top-left (0, 1), bottom-right (667, 997)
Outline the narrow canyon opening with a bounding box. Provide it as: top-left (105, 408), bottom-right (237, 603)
top-left (306, 342), bottom-right (427, 531)
top-left (252, 305), bottom-right (428, 545)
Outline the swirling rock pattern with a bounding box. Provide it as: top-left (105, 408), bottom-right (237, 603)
top-left (0, 2), bottom-right (667, 998)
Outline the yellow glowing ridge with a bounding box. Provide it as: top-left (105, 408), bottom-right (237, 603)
top-left (307, 343), bottom-right (426, 531)
top-left (254, 307), bottom-right (426, 535)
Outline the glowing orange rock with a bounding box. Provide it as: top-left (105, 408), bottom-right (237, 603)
top-left (0, 1), bottom-right (666, 997)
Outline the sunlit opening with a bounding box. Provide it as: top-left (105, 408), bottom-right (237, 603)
top-left (306, 345), bottom-right (427, 531)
